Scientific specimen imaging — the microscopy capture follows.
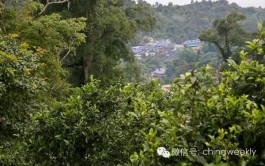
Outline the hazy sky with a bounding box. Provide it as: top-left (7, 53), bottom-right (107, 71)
top-left (145, 0), bottom-right (265, 8)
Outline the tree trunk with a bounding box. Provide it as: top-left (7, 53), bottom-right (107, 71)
top-left (83, 55), bottom-right (93, 83)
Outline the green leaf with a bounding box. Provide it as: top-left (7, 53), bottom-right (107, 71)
top-left (190, 77), bottom-right (197, 84)
top-left (130, 152), bottom-right (139, 163)
top-left (161, 118), bottom-right (171, 127)
top-left (194, 155), bottom-right (207, 164)
top-left (227, 59), bottom-right (237, 67)
top-left (127, 112), bottom-right (138, 118)
top-left (55, 135), bottom-right (61, 139)
top-left (257, 22), bottom-right (263, 32)
top-left (64, 140), bottom-right (70, 145)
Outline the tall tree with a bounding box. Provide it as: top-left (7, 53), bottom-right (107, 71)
top-left (0, 2), bottom-right (86, 164)
top-left (63, 0), bottom-right (155, 86)
top-left (199, 12), bottom-right (249, 61)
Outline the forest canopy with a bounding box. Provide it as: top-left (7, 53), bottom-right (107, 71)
top-left (0, 0), bottom-right (265, 165)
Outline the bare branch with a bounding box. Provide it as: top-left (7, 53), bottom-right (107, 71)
top-left (39, 0), bottom-right (69, 16)
top-left (60, 47), bottom-right (72, 63)
top-left (60, 37), bottom-right (77, 63)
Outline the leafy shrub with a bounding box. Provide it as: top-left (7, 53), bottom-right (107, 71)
top-left (20, 24), bottom-right (265, 166)
top-left (0, 34), bottom-right (45, 165)
top-left (128, 25), bottom-right (265, 166)
top-left (23, 78), bottom-right (166, 165)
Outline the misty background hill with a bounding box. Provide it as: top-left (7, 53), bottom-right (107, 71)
top-left (149, 0), bottom-right (265, 43)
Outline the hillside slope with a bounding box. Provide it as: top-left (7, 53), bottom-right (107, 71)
top-left (151, 0), bottom-right (265, 43)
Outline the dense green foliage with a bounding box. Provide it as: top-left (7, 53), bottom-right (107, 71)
top-left (0, 1), bottom-right (86, 164)
top-left (130, 57), bottom-right (265, 166)
top-left (53, 0), bottom-right (155, 86)
top-left (12, 28), bottom-right (265, 165)
top-left (23, 79), bottom-right (146, 165)
top-left (1, 0), bottom-right (265, 166)
top-left (151, 0), bottom-right (265, 43)
top-left (164, 48), bottom-right (219, 83)
top-left (199, 12), bottom-right (249, 61)
top-left (0, 34), bottom-right (44, 141)
top-left (139, 0), bottom-right (265, 84)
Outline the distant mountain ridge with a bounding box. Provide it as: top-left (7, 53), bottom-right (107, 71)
top-left (151, 0), bottom-right (265, 43)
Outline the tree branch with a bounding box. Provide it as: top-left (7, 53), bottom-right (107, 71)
top-left (60, 37), bottom-right (77, 63)
top-left (60, 47), bottom-right (71, 63)
top-left (39, 0), bottom-right (69, 16)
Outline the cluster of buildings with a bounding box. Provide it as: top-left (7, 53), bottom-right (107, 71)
top-left (131, 38), bottom-right (175, 61)
top-left (183, 39), bottom-right (202, 52)
top-left (131, 37), bottom-right (202, 61)
top-left (131, 37), bottom-right (203, 79)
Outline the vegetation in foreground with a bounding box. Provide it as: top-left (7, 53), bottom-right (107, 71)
top-left (0, 0), bottom-right (265, 165)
